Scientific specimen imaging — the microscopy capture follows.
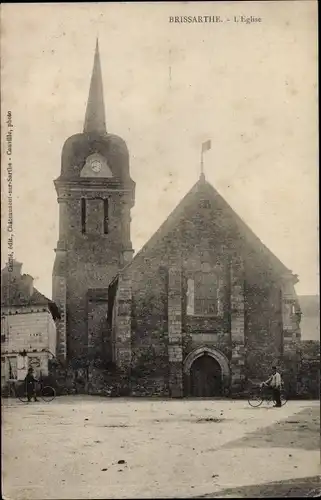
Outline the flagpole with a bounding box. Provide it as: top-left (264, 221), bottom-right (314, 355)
top-left (200, 145), bottom-right (206, 181)
top-left (200, 140), bottom-right (211, 181)
top-left (200, 148), bottom-right (204, 176)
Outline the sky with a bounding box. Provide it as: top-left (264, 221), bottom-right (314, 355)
top-left (1, 1), bottom-right (318, 299)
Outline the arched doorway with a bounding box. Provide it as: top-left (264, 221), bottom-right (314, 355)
top-left (190, 354), bottom-right (222, 397)
top-left (183, 346), bottom-right (230, 398)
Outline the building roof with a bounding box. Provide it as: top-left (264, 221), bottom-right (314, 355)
top-left (121, 175), bottom-right (295, 281)
top-left (1, 262), bottom-right (60, 320)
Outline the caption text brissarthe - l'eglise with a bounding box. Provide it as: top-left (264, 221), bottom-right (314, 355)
top-left (169, 16), bottom-right (262, 24)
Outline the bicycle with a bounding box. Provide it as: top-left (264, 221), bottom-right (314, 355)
top-left (248, 384), bottom-right (287, 408)
top-left (7, 379), bottom-right (56, 403)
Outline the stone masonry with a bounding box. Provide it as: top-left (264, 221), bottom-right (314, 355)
top-left (230, 255), bottom-right (246, 393)
top-left (52, 270), bottom-right (67, 362)
top-left (113, 274), bottom-right (132, 373)
top-left (167, 266), bottom-right (183, 397)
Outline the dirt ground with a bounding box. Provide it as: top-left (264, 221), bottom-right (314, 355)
top-left (2, 397), bottom-right (320, 499)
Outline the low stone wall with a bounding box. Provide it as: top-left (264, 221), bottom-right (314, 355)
top-left (131, 377), bottom-right (169, 397)
top-left (49, 341), bottom-right (320, 400)
top-left (296, 340), bottom-right (320, 399)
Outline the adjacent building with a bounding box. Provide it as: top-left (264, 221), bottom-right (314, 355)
top-left (1, 260), bottom-right (59, 388)
top-left (52, 41), bottom-right (307, 397)
top-left (296, 295), bottom-right (320, 398)
top-left (298, 295), bottom-right (320, 341)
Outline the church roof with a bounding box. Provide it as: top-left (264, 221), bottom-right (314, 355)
top-left (121, 175), bottom-right (295, 280)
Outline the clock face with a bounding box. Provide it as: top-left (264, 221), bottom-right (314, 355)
top-left (80, 154), bottom-right (113, 178)
top-left (91, 159), bottom-right (102, 173)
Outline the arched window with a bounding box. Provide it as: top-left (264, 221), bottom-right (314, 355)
top-left (187, 270), bottom-right (220, 316)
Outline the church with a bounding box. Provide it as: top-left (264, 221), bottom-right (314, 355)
top-left (52, 41), bottom-right (303, 398)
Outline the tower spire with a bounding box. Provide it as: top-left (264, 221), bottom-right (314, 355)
top-left (83, 39), bottom-right (107, 135)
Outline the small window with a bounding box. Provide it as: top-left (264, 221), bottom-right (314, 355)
top-left (103, 199), bottom-right (109, 234)
top-left (199, 199), bottom-right (211, 209)
top-left (1, 334), bottom-right (6, 343)
top-left (186, 279), bottom-right (195, 315)
top-left (81, 198), bottom-right (86, 233)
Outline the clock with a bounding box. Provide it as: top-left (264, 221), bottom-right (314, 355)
top-left (91, 159), bottom-right (102, 173)
top-left (80, 153), bottom-right (113, 178)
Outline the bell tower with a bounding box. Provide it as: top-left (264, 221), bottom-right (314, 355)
top-left (52, 40), bottom-right (135, 364)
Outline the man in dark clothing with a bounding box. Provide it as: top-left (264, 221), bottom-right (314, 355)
top-left (24, 367), bottom-right (38, 402)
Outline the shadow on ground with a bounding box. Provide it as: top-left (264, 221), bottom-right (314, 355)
top-left (151, 417), bottom-right (226, 424)
top-left (194, 475), bottom-right (321, 498)
top-left (221, 406), bottom-right (320, 451)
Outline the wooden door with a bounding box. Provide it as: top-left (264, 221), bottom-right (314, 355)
top-left (190, 354), bottom-right (222, 397)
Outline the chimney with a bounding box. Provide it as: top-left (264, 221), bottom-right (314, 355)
top-left (1, 261), bottom-right (22, 305)
top-left (10, 260), bottom-right (23, 277)
top-left (22, 274), bottom-right (34, 297)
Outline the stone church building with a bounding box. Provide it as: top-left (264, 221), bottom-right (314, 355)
top-left (52, 42), bottom-right (303, 397)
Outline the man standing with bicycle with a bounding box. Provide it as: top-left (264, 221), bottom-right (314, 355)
top-left (261, 366), bottom-right (282, 407)
top-left (24, 367), bottom-right (39, 402)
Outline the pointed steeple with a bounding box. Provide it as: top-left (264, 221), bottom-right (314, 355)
top-left (83, 39), bottom-right (107, 135)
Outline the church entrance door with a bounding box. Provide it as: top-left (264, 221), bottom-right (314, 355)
top-left (190, 354), bottom-right (222, 397)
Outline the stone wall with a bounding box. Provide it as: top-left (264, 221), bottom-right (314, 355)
top-left (296, 340), bottom-right (320, 398)
top-left (87, 288), bottom-right (109, 367)
top-left (167, 267), bottom-right (183, 397)
top-left (243, 260), bottom-right (284, 382)
top-left (65, 253), bottom-right (119, 365)
top-left (52, 267), bottom-right (67, 361)
top-left (113, 274), bottom-right (132, 372)
top-left (230, 255), bottom-right (246, 394)
top-left (129, 262), bottom-right (169, 396)
top-left (53, 172), bottom-right (134, 365)
top-left (52, 196), bottom-right (68, 360)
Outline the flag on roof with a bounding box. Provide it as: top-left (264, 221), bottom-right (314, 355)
top-left (202, 140), bottom-right (211, 152)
